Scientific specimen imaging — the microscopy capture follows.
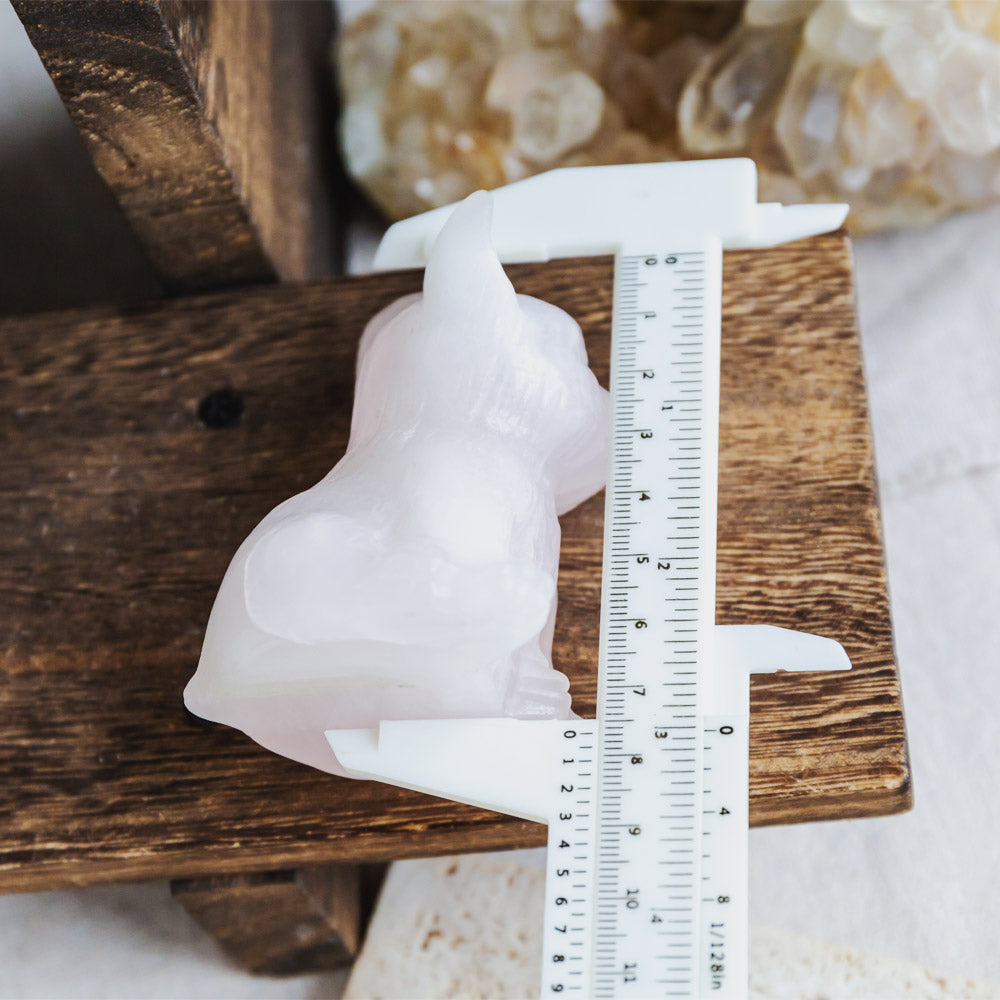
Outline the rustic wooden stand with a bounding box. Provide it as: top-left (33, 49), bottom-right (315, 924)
top-left (0, 241), bottom-right (909, 972)
top-left (6, 0), bottom-right (909, 980)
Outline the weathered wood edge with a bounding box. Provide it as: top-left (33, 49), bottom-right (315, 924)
top-left (12, 0), bottom-right (339, 291)
top-left (158, 0), bottom-right (343, 280)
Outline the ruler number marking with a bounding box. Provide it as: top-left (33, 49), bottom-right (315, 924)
top-left (590, 241), bottom-right (719, 998)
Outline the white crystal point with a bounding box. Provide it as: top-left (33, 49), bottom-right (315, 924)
top-left (185, 191), bottom-right (610, 776)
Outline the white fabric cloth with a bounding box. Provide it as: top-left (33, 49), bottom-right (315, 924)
top-left (749, 204), bottom-right (1000, 983)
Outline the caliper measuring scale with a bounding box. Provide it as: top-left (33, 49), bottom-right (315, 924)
top-left (327, 160), bottom-right (853, 999)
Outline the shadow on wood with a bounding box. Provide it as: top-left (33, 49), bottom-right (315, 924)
top-left (13, 0), bottom-right (341, 291)
top-left (171, 864), bottom-right (363, 976)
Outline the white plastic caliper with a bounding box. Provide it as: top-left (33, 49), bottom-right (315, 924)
top-left (328, 159), bottom-right (850, 1000)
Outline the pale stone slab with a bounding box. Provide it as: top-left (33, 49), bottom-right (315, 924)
top-left (748, 926), bottom-right (1000, 1000)
top-left (344, 855), bottom-right (543, 1000)
top-left (345, 855), bottom-right (1000, 1000)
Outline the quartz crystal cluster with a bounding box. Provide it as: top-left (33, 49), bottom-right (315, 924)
top-left (185, 192), bottom-right (609, 776)
top-left (337, 0), bottom-right (1000, 231)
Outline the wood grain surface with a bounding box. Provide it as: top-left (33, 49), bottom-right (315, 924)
top-left (171, 865), bottom-right (361, 975)
top-left (0, 233), bottom-right (909, 894)
top-left (13, 0), bottom-right (339, 291)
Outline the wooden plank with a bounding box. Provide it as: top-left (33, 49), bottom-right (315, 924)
top-left (171, 864), bottom-right (361, 976)
top-left (12, 0), bottom-right (339, 292)
top-left (0, 234), bottom-right (910, 894)
top-left (157, 0), bottom-right (342, 281)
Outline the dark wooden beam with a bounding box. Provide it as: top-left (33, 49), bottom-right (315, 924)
top-left (171, 865), bottom-right (362, 976)
top-left (0, 237), bottom-right (909, 894)
top-left (12, 0), bottom-right (340, 293)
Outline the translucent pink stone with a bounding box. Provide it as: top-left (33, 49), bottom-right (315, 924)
top-left (184, 192), bottom-right (609, 775)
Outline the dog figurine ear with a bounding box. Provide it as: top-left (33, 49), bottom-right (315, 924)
top-left (422, 189), bottom-right (520, 327)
